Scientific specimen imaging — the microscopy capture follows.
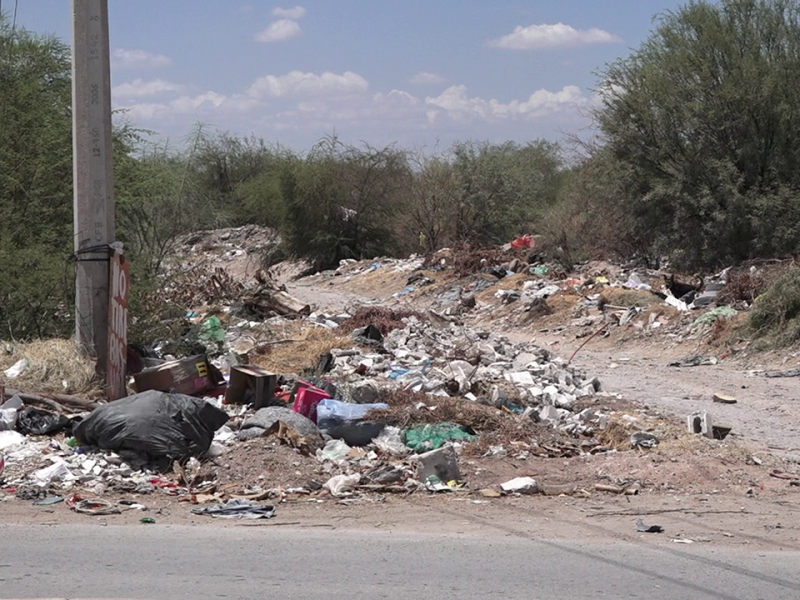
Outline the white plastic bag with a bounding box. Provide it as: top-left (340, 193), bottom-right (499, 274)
top-left (4, 358), bottom-right (29, 379)
top-left (0, 395), bottom-right (23, 431)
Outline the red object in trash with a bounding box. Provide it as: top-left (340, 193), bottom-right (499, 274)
top-left (293, 387), bottom-right (330, 423)
top-left (511, 234), bottom-right (535, 250)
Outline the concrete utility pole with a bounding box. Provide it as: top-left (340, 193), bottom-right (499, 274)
top-left (71, 0), bottom-right (115, 369)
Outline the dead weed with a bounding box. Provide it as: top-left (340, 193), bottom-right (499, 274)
top-left (251, 325), bottom-right (350, 375)
top-left (0, 339), bottom-right (101, 396)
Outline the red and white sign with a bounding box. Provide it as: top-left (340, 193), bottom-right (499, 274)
top-left (107, 251), bottom-right (129, 400)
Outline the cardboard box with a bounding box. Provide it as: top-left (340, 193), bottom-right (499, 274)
top-left (225, 365), bottom-right (277, 409)
top-left (133, 354), bottom-right (225, 397)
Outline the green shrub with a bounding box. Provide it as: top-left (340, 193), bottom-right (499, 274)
top-left (748, 266), bottom-right (800, 345)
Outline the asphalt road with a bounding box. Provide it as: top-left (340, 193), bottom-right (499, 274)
top-left (0, 523), bottom-right (798, 600)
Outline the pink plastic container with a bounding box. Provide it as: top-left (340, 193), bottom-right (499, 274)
top-left (293, 387), bottom-right (330, 423)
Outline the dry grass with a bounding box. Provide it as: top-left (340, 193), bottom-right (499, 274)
top-left (597, 412), bottom-right (687, 452)
top-left (0, 338), bottom-right (102, 396)
top-left (707, 312), bottom-right (747, 347)
top-left (339, 266), bottom-right (408, 297)
top-left (451, 245), bottom-right (511, 277)
top-left (598, 287), bottom-right (662, 308)
top-left (365, 389), bottom-right (581, 456)
top-left (251, 325), bottom-right (350, 375)
top-left (366, 389), bottom-right (511, 431)
top-left (717, 264), bottom-right (785, 307)
top-left (474, 273), bottom-right (528, 303)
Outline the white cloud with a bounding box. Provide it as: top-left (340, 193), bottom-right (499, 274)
top-left (425, 84), bottom-right (588, 121)
top-left (249, 70), bottom-right (369, 98)
top-left (112, 70), bottom-right (593, 151)
top-left (112, 79), bottom-right (184, 99)
top-left (410, 71), bottom-right (444, 85)
top-left (255, 19), bottom-right (302, 43)
top-left (489, 23), bottom-right (622, 50)
top-left (111, 48), bottom-right (171, 69)
top-left (272, 6), bottom-right (306, 19)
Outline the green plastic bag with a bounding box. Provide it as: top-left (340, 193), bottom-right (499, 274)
top-left (693, 307), bottom-right (737, 326)
top-left (199, 315), bottom-right (225, 343)
top-left (404, 422), bottom-right (476, 453)
top-left (530, 265), bottom-right (549, 277)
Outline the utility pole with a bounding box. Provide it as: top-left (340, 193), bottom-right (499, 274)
top-left (71, 0), bottom-right (115, 370)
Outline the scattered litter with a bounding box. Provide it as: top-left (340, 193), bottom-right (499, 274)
top-left (669, 356), bottom-right (718, 367)
top-left (324, 474), bottom-right (361, 497)
top-left (713, 393), bottom-right (737, 404)
top-left (191, 499), bottom-right (276, 519)
top-left (636, 519), bottom-right (664, 533)
top-left (32, 495), bottom-right (64, 506)
top-left (70, 497), bottom-right (121, 516)
top-left (630, 432), bottom-right (659, 449)
top-left (765, 368), bottom-right (800, 378)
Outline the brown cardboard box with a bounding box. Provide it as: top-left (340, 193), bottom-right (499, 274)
top-left (225, 365), bottom-right (277, 409)
top-left (133, 354), bottom-right (225, 397)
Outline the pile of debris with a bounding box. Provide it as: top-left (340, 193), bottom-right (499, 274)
top-left (318, 315), bottom-right (604, 437)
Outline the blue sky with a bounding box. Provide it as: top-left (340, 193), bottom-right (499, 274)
top-left (13, 1), bottom-right (688, 152)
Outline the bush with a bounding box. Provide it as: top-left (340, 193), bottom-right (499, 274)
top-left (748, 265), bottom-right (800, 345)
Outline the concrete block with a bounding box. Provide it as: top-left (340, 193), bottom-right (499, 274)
top-left (414, 444), bottom-right (461, 483)
top-left (688, 411), bottom-right (714, 438)
top-left (500, 476), bottom-right (539, 495)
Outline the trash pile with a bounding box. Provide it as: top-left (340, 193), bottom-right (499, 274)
top-left (0, 308), bottom-right (627, 514)
top-left (2, 230), bottom-right (774, 517)
top-left (318, 315), bottom-right (605, 436)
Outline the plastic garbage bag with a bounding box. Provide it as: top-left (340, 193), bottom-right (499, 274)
top-left (0, 430), bottom-right (25, 450)
top-left (316, 439), bottom-right (352, 463)
top-left (73, 390), bottom-right (229, 468)
top-left (316, 399), bottom-right (387, 447)
top-left (404, 422), bottom-right (477, 453)
top-left (4, 358), bottom-right (29, 379)
top-left (199, 315), bottom-right (225, 344)
top-left (33, 461), bottom-right (75, 487)
top-left (16, 407), bottom-right (71, 436)
top-left (324, 473), bottom-right (361, 497)
top-left (0, 395), bottom-right (23, 431)
top-left (372, 426), bottom-right (410, 456)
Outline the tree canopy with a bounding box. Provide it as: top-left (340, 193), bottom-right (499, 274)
top-left (596, 0), bottom-right (800, 267)
top-left (0, 18), bottom-right (74, 338)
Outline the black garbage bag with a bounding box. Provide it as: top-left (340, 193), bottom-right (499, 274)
top-left (16, 407), bottom-right (71, 436)
top-left (73, 390), bottom-right (228, 468)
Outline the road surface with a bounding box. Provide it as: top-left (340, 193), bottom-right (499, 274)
top-left (0, 523), bottom-right (798, 599)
